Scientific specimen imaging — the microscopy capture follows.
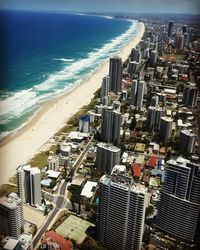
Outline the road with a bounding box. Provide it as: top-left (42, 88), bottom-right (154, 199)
top-left (33, 136), bottom-right (94, 247)
top-left (33, 208), bottom-right (58, 248)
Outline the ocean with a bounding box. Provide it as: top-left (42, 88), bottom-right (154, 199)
top-left (0, 10), bottom-right (140, 139)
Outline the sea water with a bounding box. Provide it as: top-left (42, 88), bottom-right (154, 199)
top-left (0, 10), bottom-right (141, 138)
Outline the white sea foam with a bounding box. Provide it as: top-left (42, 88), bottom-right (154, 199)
top-left (54, 58), bottom-right (74, 62)
top-left (0, 20), bottom-right (141, 136)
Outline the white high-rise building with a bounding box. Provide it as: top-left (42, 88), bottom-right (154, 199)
top-left (101, 76), bottom-right (110, 105)
top-left (96, 143), bottom-right (121, 174)
top-left (159, 117), bottom-right (173, 141)
top-left (98, 174), bottom-right (147, 250)
top-left (0, 193), bottom-right (24, 238)
top-left (17, 165), bottom-right (41, 206)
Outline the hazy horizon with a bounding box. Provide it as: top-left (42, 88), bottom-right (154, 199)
top-left (0, 0), bottom-right (200, 15)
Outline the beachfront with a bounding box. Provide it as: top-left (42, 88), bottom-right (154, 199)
top-left (0, 22), bottom-right (145, 185)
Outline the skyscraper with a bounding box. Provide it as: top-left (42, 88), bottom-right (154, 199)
top-left (159, 117), bottom-right (173, 141)
top-left (96, 143), bottom-right (121, 174)
top-left (180, 130), bottom-right (196, 154)
top-left (136, 80), bottom-right (145, 110)
top-left (17, 165), bottom-right (41, 206)
top-left (150, 50), bottom-right (158, 66)
top-left (168, 21), bottom-right (174, 38)
top-left (130, 80), bottom-right (138, 106)
top-left (0, 193), bottom-right (24, 238)
top-left (182, 83), bottom-right (198, 107)
top-left (147, 106), bottom-right (165, 130)
top-left (156, 158), bottom-right (200, 243)
top-left (175, 34), bottom-right (184, 50)
top-left (109, 56), bottom-right (122, 94)
top-left (182, 25), bottom-right (187, 33)
top-left (130, 47), bottom-right (141, 63)
top-left (79, 115), bottom-right (90, 133)
top-left (101, 76), bottom-right (110, 105)
top-left (98, 174), bottom-right (147, 250)
top-left (130, 80), bottom-right (145, 110)
top-left (101, 107), bottom-right (122, 146)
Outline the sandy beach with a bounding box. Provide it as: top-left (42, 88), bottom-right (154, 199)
top-left (0, 22), bottom-right (145, 185)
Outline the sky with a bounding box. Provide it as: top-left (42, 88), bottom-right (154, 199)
top-left (0, 0), bottom-right (200, 14)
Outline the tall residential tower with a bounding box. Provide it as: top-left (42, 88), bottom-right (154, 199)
top-left (98, 174), bottom-right (147, 250)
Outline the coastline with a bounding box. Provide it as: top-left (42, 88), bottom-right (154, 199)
top-left (0, 22), bottom-right (145, 185)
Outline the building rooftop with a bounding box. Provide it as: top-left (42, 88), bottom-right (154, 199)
top-left (46, 170), bottom-right (61, 179)
top-left (181, 130), bottom-right (196, 137)
top-left (112, 165), bottom-right (126, 175)
top-left (100, 174), bottom-right (147, 194)
top-left (0, 193), bottom-right (22, 209)
top-left (134, 143), bottom-right (145, 153)
top-left (2, 237), bottom-right (19, 250)
top-left (42, 230), bottom-right (73, 250)
top-left (81, 181), bottom-right (97, 199)
top-left (132, 163), bottom-right (142, 177)
top-left (97, 142), bottom-right (121, 152)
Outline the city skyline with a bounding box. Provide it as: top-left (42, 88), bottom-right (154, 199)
top-left (0, 0), bottom-right (200, 14)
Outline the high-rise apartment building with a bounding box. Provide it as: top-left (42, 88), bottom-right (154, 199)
top-left (150, 50), bottom-right (158, 66)
top-left (182, 83), bottom-right (198, 107)
top-left (101, 107), bottom-right (122, 146)
top-left (156, 158), bottom-right (200, 243)
top-left (79, 115), bottom-right (90, 133)
top-left (130, 47), bottom-right (141, 63)
top-left (159, 117), bottom-right (173, 141)
top-left (0, 193), bottom-right (24, 238)
top-left (109, 56), bottom-right (122, 94)
top-left (96, 143), bottom-right (121, 174)
top-left (101, 76), bottom-right (110, 105)
top-left (98, 174), bottom-right (147, 250)
top-left (17, 165), bottom-right (41, 206)
top-left (136, 81), bottom-right (145, 110)
top-left (180, 130), bottom-right (196, 154)
top-left (130, 80), bottom-right (145, 110)
top-left (168, 21), bottom-right (174, 38)
top-left (176, 34), bottom-right (184, 50)
top-left (147, 106), bottom-right (165, 130)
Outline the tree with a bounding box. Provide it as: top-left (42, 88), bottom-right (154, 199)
top-left (130, 116), bottom-right (137, 130)
top-left (80, 236), bottom-right (97, 250)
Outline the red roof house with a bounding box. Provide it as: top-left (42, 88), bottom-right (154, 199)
top-left (41, 230), bottom-right (73, 250)
top-left (147, 156), bottom-right (158, 168)
top-left (132, 163), bottom-right (142, 177)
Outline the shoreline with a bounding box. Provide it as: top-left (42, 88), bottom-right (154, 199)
top-left (0, 22), bottom-right (145, 185)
